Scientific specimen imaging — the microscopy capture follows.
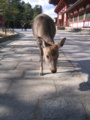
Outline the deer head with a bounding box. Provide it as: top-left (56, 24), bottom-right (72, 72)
top-left (43, 38), bottom-right (66, 73)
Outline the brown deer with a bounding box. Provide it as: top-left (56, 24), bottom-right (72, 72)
top-left (32, 14), bottom-right (66, 75)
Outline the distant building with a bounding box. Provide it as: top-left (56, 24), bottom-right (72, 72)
top-left (49, 0), bottom-right (90, 28)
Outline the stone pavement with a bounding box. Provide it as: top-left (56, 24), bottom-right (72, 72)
top-left (59, 30), bottom-right (90, 84)
top-left (0, 29), bottom-right (90, 120)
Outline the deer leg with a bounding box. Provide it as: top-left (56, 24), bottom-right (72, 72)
top-left (39, 47), bottom-right (43, 75)
top-left (37, 39), bottom-right (43, 75)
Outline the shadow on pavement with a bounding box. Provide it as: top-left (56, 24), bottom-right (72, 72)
top-left (67, 60), bottom-right (90, 91)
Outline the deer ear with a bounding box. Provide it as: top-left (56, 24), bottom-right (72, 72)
top-left (58, 38), bottom-right (66, 48)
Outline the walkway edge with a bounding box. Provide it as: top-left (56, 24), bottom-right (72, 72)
top-left (0, 33), bottom-right (19, 43)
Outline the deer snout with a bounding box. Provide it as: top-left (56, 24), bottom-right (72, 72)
top-left (51, 69), bottom-right (57, 73)
top-left (50, 63), bottom-right (57, 74)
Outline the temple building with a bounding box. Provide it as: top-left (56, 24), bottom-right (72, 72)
top-left (49, 0), bottom-right (90, 28)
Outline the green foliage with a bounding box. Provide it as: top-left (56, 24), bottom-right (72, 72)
top-left (0, 0), bottom-right (42, 28)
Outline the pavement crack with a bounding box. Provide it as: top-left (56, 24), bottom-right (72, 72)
top-left (53, 80), bottom-right (58, 95)
top-left (5, 79), bottom-right (14, 95)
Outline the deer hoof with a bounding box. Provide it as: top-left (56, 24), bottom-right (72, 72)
top-left (40, 73), bottom-right (43, 76)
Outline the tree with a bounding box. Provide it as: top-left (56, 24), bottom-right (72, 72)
top-left (0, 0), bottom-right (42, 29)
top-left (0, 0), bottom-right (20, 28)
top-left (30, 5), bottom-right (42, 27)
top-left (34, 5), bottom-right (42, 14)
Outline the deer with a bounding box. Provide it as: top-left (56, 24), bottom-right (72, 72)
top-left (32, 14), bottom-right (66, 75)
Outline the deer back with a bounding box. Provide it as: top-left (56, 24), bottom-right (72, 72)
top-left (32, 14), bottom-right (56, 45)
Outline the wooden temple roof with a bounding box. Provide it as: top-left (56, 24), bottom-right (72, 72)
top-left (49, 0), bottom-right (77, 5)
top-left (66, 0), bottom-right (89, 13)
top-left (49, 0), bottom-right (60, 5)
top-left (49, 0), bottom-right (78, 13)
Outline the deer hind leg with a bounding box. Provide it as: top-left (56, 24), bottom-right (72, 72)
top-left (37, 38), bottom-right (43, 75)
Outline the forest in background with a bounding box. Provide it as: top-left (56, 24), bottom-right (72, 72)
top-left (0, 0), bottom-right (42, 28)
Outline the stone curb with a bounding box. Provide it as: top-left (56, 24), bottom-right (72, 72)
top-left (0, 33), bottom-right (19, 43)
top-left (65, 27), bottom-right (90, 34)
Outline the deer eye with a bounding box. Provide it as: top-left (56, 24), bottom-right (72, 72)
top-left (46, 55), bottom-right (49, 59)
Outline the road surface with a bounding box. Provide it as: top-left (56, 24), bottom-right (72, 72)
top-left (0, 29), bottom-right (90, 120)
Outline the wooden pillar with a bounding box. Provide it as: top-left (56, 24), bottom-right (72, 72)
top-left (72, 13), bottom-right (74, 28)
top-left (77, 8), bottom-right (79, 28)
top-left (66, 5), bottom-right (68, 26)
top-left (63, 3), bottom-right (67, 26)
top-left (83, 5), bottom-right (86, 28)
top-left (57, 13), bottom-right (59, 27)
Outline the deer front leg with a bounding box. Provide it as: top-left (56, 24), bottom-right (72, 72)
top-left (37, 39), bottom-right (43, 75)
top-left (39, 47), bottom-right (43, 75)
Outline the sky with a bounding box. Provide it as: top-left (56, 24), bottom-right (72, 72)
top-left (23, 0), bottom-right (57, 19)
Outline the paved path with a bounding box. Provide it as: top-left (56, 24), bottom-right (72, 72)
top-left (0, 29), bottom-right (90, 120)
top-left (59, 30), bottom-right (90, 84)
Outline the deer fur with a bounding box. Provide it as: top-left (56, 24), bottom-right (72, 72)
top-left (32, 14), bottom-right (66, 75)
